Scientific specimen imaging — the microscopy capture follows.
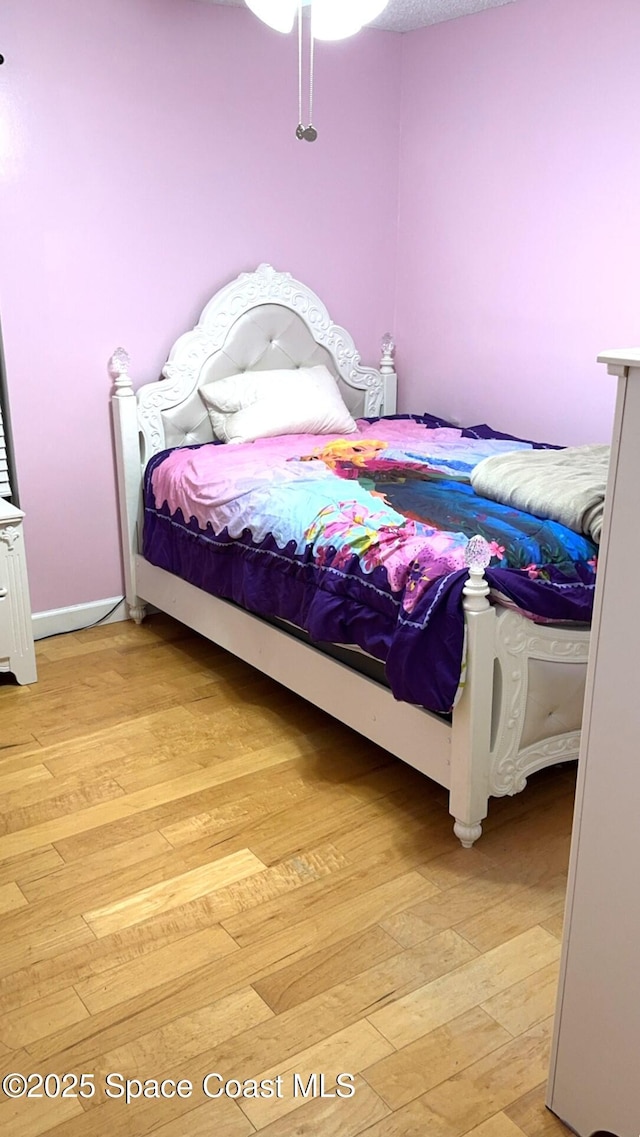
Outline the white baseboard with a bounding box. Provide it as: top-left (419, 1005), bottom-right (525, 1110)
top-left (33, 597), bottom-right (127, 640)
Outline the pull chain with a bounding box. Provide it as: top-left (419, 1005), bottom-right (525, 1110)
top-left (307, 6), bottom-right (316, 138)
top-left (295, 2), bottom-right (317, 142)
top-left (296, 1), bottom-right (303, 138)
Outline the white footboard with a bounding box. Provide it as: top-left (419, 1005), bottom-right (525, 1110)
top-left (450, 603), bottom-right (589, 846)
top-left (489, 608), bottom-right (589, 795)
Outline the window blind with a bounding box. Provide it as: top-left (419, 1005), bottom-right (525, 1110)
top-left (0, 401), bottom-right (10, 498)
top-left (0, 325), bottom-right (15, 502)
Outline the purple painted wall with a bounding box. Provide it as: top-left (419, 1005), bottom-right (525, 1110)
top-left (395, 0), bottom-right (640, 445)
top-left (0, 0), bottom-right (401, 611)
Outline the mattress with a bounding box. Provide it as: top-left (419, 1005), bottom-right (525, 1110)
top-left (143, 414), bottom-right (596, 713)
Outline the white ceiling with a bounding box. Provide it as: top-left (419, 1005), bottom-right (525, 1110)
top-left (204, 0), bottom-right (519, 34)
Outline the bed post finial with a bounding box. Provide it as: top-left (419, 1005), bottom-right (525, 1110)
top-left (379, 333), bottom-right (398, 416)
top-left (380, 332), bottom-right (395, 375)
top-left (109, 347), bottom-right (133, 396)
top-left (463, 535), bottom-right (492, 612)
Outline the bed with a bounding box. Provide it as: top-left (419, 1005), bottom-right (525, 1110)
top-left (110, 263), bottom-right (593, 846)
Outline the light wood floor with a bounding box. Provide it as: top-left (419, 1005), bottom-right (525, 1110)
top-left (0, 615), bottom-right (575, 1137)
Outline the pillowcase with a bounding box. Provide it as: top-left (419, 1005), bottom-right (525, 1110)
top-left (200, 365), bottom-right (357, 444)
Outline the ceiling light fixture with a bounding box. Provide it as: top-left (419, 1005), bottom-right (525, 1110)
top-left (245, 0), bottom-right (389, 141)
top-left (246, 0), bottom-right (388, 40)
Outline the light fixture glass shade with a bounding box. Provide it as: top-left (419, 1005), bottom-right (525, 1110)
top-left (245, 0), bottom-right (297, 34)
top-left (246, 0), bottom-right (389, 40)
top-left (313, 0), bottom-right (389, 40)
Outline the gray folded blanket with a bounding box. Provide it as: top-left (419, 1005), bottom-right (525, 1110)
top-left (470, 444), bottom-right (609, 544)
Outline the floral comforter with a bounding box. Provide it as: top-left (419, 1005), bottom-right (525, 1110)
top-left (143, 416), bottom-right (596, 713)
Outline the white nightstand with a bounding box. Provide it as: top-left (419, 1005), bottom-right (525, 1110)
top-left (0, 499), bottom-right (37, 684)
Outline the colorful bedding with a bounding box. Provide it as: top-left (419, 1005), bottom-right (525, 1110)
top-left (143, 416), bottom-right (596, 713)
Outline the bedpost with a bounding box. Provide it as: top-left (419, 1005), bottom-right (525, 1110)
top-left (449, 536), bottom-right (497, 847)
top-left (379, 333), bottom-right (398, 415)
top-left (109, 348), bottom-right (146, 625)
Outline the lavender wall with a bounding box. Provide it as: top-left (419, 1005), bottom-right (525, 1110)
top-left (4, 0), bottom-right (638, 616)
top-left (396, 0), bottom-right (640, 444)
top-left (0, 0), bottom-right (401, 612)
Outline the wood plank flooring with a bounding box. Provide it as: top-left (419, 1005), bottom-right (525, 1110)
top-left (0, 615), bottom-right (575, 1137)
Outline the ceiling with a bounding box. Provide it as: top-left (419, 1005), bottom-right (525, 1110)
top-left (204, 0), bottom-right (519, 34)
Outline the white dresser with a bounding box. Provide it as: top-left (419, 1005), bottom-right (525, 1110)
top-left (547, 349), bottom-right (640, 1135)
top-left (0, 498), bottom-right (37, 685)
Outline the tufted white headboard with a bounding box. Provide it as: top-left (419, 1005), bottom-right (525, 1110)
top-left (160, 303), bottom-right (350, 451)
top-left (110, 263), bottom-right (397, 627)
top-left (110, 264), bottom-right (397, 467)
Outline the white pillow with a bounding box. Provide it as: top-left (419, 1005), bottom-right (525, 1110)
top-left (200, 365), bottom-right (357, 444)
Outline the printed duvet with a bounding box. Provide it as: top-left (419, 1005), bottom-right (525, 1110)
top-left (143, 416), bottom-right (596, 713)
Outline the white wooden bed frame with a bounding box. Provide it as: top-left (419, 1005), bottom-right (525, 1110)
top-left (111, 263), bottom-right (590, 846)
